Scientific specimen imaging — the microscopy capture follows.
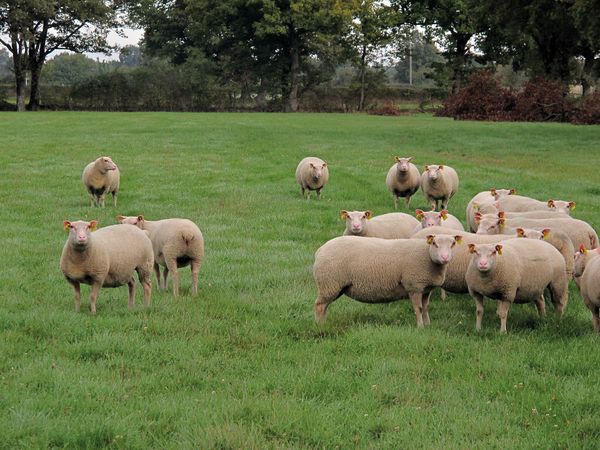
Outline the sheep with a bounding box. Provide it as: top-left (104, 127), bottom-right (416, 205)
top-left (466, 188), bottom-right (516, 231)
top-left (385, 156), bottom-right (421, 209)
top-left (116, 215), bottom-right (204, 297)
top-left (475, 212), bottom-right (599, 250)
top-left (295, 157), bottom-right (329, 199)
top-left (341, 210), bottom-right (420, 239)
top-left (82, 156), bottom-right (120, 207)
top-left (470, 206), bottom-right (570, 232)
top-left (313, 234), bottom-right (462, 327)
top-left (60, 220), bottom-right (153, 314)
top-left (574, 247), bottom-right (600, 288)
top-left (465, 239), bottom-right (568, 332)
top-left (495, 195), bottom-right (576, 214)
top-left (515, 227), bottom-right (574, 279)
top-left (420, 164), bottom-right (459, 210)
top-left (413, 209), bottom-right (465, 234)
top-left (574, 246), bottom-right (600, 332)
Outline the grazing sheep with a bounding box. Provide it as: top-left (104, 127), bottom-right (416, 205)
top-left (341, 210), bottom-right (420, 239)
top-left (60, 220), bottom-right (153, 314)
top-left (313, 234), bottom-right (462, 327)
top-left (466, 240), bottom-right (568, 332)
top-left (385, 157), bottom-right (421, 209)
top-left (574, 246), bottom-right (600, 332)
top-left (414, 209), bottom-right (465, 233)
top-left (515, 228), bottom-right (574, 279)
top-left (116, 215), bottom-right (204, 297)
top-left (574, 247), bottom-right (600, 288)
top-left (82, 156), bottom-right (120, 207)
top-left (420, 164), bottom-right (459, 210)
top-left (295, 157), bottom-right (329, 199)
top-left (495, 195), bottom-right (576, 214)
top-left (475, 212), bottom-right (599, 250)
top-left (469, 206), bottom-right (570, 232)
top-left (466, 188), bottom-right (516, 231)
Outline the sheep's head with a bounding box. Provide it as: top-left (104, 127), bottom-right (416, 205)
top-left (426, 234), bottom-right (462, 264)
top-left (515, 227), bottom-right (550, 240)
top-left (490, 188), bottom-right (516, 199)
top-left (475, 212), bottom-right (505, 235)
top-left (309, 161), bottom-right (327, 181)
top-left (64, 220), bottom-right (98, 248)
top-left (468, 243), bottom-right (503, 273)
top-left (341, 210), bottom-right (372, 235)
top-left (547, 199), bottom-right (576, 215)
top-left (424, 164), bottom-right (443, 181)
top-left (395, 156), bottom-right (412, 173)
top-left (97, 156), bottom-right (117, 172)
top-left (116, 215), bottom-right (145, 229)
top-left (416, 209), bottom-right (447, 228)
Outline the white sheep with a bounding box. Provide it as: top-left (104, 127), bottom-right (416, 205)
top-left (116, 215), bottom-right (204, 297)
top-left (385, 156), bottom-right (421, 209)
top-left (341, 210), bottom-right (419, 239)
top-left (515, 227), bottom-right (574, 279)
top-left (574, 246), bottom-right (600, 332)
top-left (475, 212), bottom-right (599, 250)
top-left (295, 157), bottom-right (329, 199)
top-left (495, 195), bottom-right (576, 214)
top-left (420, 164), bottom-right (459, 210)
top-left (413, 209), bottom-right (465, 233)
top-left (466, 188), bottom-right (516, 231)
top-left (82, 156), bottom-right (120, 207)
top-left (60, 220), bottom-right (153, 314)
top-left (466, 240), bottom-right (569, 332)
top-left (313, 234), bottom-right (462, 327)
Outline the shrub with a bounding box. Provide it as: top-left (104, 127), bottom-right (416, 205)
top-left (571, 91), bottom-right (600, 125)
top-left (368, 101), bottom-right (405, 116)
top-left (512, 77), bottom-right (570, 122)
top-left (435, 70), bottom-right (515, 121)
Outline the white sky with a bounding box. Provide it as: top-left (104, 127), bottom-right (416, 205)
top-left (85, 28), bottom-right (144, 61)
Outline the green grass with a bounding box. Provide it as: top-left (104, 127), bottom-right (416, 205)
top-left (1, 112), bottom-right (600, 449)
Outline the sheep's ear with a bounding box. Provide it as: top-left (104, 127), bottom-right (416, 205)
top-left (322, 162), bottom-right (327, 168)
top-left (497, 211), bottom-right (505, 218)
top-left (309, 163), bottom-right (315, 168)
top-left (364, 210), bottom-right (372, 219)
top-left (439, 165), bottom-right (444, 169)
top-left (498, 218), bottom-right (505, 227)
top-left (137, 215), bottom-right (144, 221)
top-left (516, 227), bottom-right (525, 237)
top-left (509, 188), bottom-right (517, 195)
top-left (495, 244), bottom-right (503, 255)
top-left (440, 210), bottom-right (448, 220)
top-left (468, 243), bottom-right (476, 253)
top-left (407, 157), bottom-right (412, 162)
top-left (454, 235), bottom-right (462, 245)
top-left (490, 188), bottom-right (497, 196)
top-left (63, 220), bottom-right (71, 231)
top-left (569, 201), bottom-right (576, 210)
top-left (542, 228), bottom-right (551, 240)
top-left (395, 156), bottom-right (401, 162)
top-left (89, 220), bottom-right (98, 231)
top-left (547, 199), bottom-right (555, 208)
top-left (340, 210), bottom-right (349, 220)
top-left (115, 215), bottom-right (125, 223)
top-left (424, 165), bottom-right (429, 171)
top-left (426, 235), bottom-right (435, 245)
top-left (474, 212), bottom-right (482, 223)
top-left (415, 209), bottom-right (425, 220)
top-left (579, 244), bottom-right (587, 254)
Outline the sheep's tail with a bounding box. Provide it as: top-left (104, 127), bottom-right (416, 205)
top-left (182, 231), bottom-right (195, 246)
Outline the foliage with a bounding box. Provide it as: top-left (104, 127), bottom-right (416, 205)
top-left (572, 91), bottom-right (600, 125)
top-left (512, 77), bottom-right (570, 122)
top-left (43, 53), bottom-right (100, 86)
top-left (1, 112), bottom-right (600, 447)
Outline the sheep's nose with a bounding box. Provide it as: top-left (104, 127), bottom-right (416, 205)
top-left (441, 253), bottom-right (449, 261)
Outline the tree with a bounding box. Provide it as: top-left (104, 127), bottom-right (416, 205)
top-left (119, 45), bottom-right (142, 67)
top-left (42, 52), bottom-right (99, 86)
top-left (0, 0), bottom-right (123, 111)
top-left (0, 46), bottom-right (10, 79)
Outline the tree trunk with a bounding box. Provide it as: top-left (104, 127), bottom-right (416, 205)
top-left (358, 44), bottom-right (367, 111)
top-left (28, 62), bottom-right (43, 111)
top-left (451, 34), bottom-right (470, 94)
top-left (285, 39), bottom-right (300, 112)
top-left (15, 70), bottom-right (26, 112)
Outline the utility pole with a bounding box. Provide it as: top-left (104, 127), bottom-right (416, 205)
top-left (409, 41), bottom-right (413, 85)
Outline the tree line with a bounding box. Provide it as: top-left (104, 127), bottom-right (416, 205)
top-left (1, 0), bottom-right (599, 112)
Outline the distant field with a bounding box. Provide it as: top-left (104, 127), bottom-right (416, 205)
top-left (1, 112), bottom-right (600, 448)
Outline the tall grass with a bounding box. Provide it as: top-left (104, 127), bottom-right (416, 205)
top-left (1, 112), bottom-right (599, 448)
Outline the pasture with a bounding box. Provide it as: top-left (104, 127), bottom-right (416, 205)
top-left (1, 112), bottom-right (600, 448)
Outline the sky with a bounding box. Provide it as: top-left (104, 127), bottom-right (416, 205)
top-left (85, 28), bottom-right (145, 61)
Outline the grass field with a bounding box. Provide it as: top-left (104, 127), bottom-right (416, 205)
top-left (1, 112), bottom-right (600, 449)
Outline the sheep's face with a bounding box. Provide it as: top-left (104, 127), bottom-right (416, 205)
top-left (424, 165), bottom-right (443, 181)
top-left (426, 234), bottom-right (461, 265)
top-left (490, 188), bottom-right (516, 200)
top-left (395, 157), bottom-right (412, 173)
top-left (116, 215), bottom-right (144, 229)
top-left (98, 156), bottom-right (117, 172)
top-left (309, 162), bottom-right (327, 181)
top-left (417, 209), bottom-right (447, 228)
top-left (547, 199), bottom-right (575, 215)
top-left (573, 246), bottom-right (589, 278)
top-left (64, 220), bottom-right (98, 248)
top-left (340, 210), bottom-right (371, 235)
top-left (515, 227), bottom-right (549, 240)
top-left (475, 214), bottom-right (504, 235)
top-left (468, 243), bottom-right (502, 273)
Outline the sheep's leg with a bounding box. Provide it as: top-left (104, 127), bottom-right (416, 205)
top-left (89, 194), bottom-right (96, 207)
top-left (127, 278), bottom-right (136, 308)
top-left (89, 282), bottom-right (102, 315)
top-left (316, 188), bottom-right (322, 200)
top-left (441, 198), bottom-right (448, 209)
top-left (550, 279), bottom-right (568, 317)
top-left (142, 279), bottom-right (152, 306)
top-left (191, 259), bottom-right (200, 296)
top-left (112, 191), bottom-right (117, 207)
top-left (404, 195), bottom-right (411, 209)
top-left (440, 288), bottom-right (447, 301)
top-left (421, 292), bottom-right (432, 326)
top-left (70, 281), bottom-right (81, 312)
top-left (300, 187), bottom-right (305, 198)
top-left (535, 296), bottom-right (546, 317)
top-left (314, 294), bottom-right (335, 324)
top-left (162, 266), bottom-right (169, 291)
top-left (497, 300), bottom-right (511, 333)
top-left (153, 263), bottom-right (161, 290)
top-left (166, 258), bottom-right (179, 297)
top-left (99, 194), bottom-right (106, 208)
top-left (428, 197), bottom-right (436, 211)
top-left (592, 306), bottom-right (600, 334)
top-left (473, 292), bottom-right (484, 331)
top-left (409, 292), bottom-right (424, 327)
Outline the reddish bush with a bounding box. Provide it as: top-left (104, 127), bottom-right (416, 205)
top-left (368, 101), bottom-right (405, 116)
top-left (512, 77), bottom-right (570, 122)
top-left (571, 91), bottom-right (600, 125)
top-left (435, 70), bottom-right (515, 121)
